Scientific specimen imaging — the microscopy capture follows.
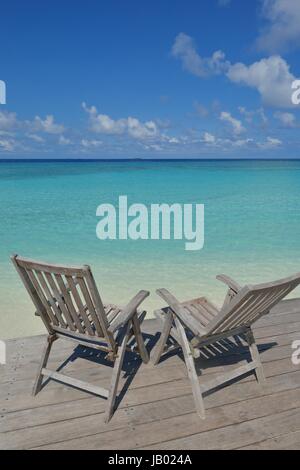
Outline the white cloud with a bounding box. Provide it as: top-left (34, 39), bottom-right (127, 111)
top-left (59, 135), bottom-right (71, 145)
top-left (202, 132), bottom-right (216, 144)
top-left (256, 0), bottom-right (300, 52)
top-left (127, 117), bottom-right (158, 139)
top-left (82, 103), bottom-right (126, 134)
top-left (220, 111), bottom-right (245, 134)
top-left (167, 137), bottom-right (180, 144)
top-left (274, 111), bottom-right (297, 127)
top-left (232, 138), bottom-right (254, 147)
top-left (171, 33), bottom-right (229, 78)
top-left (81, 139), bottom-right (103, 148)
top-left (33, 115), bottom-right (65, 134)
top-left (0, 138), bottom-right (15, 152)
top-left (27, 134), bottom-right (45, 143)
top-left (82, 102), bottom-right (159, 140)
top-left (0, 111), bottom-right (17, 130)
top-left (227, 55), bottom-right (296, 108)
top-left (171, 33), bottom-right (297, 109)
top-left (238, 107), bottom-right (268, 125)
top-left (259, 136), bottom-right (282, 148)
top-left (144, 144), bottom-right (163, 152)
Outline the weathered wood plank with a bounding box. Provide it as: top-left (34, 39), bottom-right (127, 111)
top-left (239, 429), bottom-right (300, 450)
top-left (144, 408), bottom-right (300, 450)
top-left (24, 387), bottom-right (300, 450)
top-left (1, 300), bottom-right (300, 450)
top-left (1, 356), bottom-right (297, 434)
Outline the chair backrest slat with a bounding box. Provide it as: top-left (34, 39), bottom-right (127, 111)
top-left (43, 271), bottom-right (77, 331)
top-left (54, 273), bottom-right (85, 333)
top-left (34, 270), bottom-right (62, 326)
top-left (81, 266), bottom-right (111, 338)
top-left (27, 269), bottom-right (61, 327)
top-left (12, 255), bottom-right (114, 349)
top-left (65, 275), bottom-right (95, 336)
top-left (207, 273), bottom-right (300, 335)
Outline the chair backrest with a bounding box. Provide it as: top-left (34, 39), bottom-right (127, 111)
top-left (12, 255), bottom-right (114, 347)
top-left (207, 272), bottom-right (300, 335)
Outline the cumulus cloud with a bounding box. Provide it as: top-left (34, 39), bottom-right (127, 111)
top-left (274, 111), bottom-right (297, 127)
top-left (256, 0), bottom-right (300, 53)
top-left (227, 55), bottom-right (296, 108)
top-left (0, 138), bottom-right (15, 152)
top-left (220, 111), bottom-right (245, 134)
top-left (27, 134), bottom-right (45, 143)
top-left (82, 102), bottom-right (159, 140)
top-left (171, 33), bottom-right (229, 78)
top-left (127, 117), bottom-right (158, 139)
top-left (202, 132), bottom-right (216, 144)
top-left (0, 111), bottom-right (17, 130)
top-left (81, 139), bottom-right (103, 148)
top-left (238, 107), bottom-right (268, 125)
top-left (172, 33), bottom-right (297, 108)
top-left (33, 115), bottom-right (65, 134)
top-left (59, 135), bottom-right (72, 145)
top-left (259, 136), bottom-right (282, 148)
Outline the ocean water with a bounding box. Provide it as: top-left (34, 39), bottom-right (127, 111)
top-left (1, 159), bottom-right (300, 339)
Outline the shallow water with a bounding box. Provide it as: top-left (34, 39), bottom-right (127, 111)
top-left (1, 159), bottom-right (300, 339)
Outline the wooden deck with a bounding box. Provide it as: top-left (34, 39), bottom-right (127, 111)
top-left (1, 298), bottom-right (300, 450)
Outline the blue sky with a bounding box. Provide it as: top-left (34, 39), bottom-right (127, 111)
top-left (0, 0), bottom-right (300, 158)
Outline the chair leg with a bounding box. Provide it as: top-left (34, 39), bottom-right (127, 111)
top-left (174, 317), bottom-right (206, 419)
top-left (132, 312), bottom-right (149, 364)
top-left (245, 329), bottom-right (266, 385)
top-left (151, 310), bottom-right (173, 365)
top-left (33, 334), bottom-right (56, 396)
top-left (105, 323), bottom-right (131, 423)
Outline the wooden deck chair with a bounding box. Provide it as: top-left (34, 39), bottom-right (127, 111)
top-left (152, 272), bottom-right (300, 419)
top-left (12, 255), bottom-right (150, 422)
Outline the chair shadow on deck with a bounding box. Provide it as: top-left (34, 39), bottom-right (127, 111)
top-left (155, 333), bottom-right (277, 396)
top-left (42, 331), bottom-right (157, 412)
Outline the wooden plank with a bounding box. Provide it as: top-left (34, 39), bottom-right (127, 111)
top-left (143, 408), bottom-right (300, 450)
top-left (22, 387), bottom-right (300, 450)
top-left (1, 304), bottom-right (300, 450)
top-left (239, 429), bottom-right (300, 450)
top-left (1, 368), bottom-right (300, 449)
top-left (0, 332), bottom-right (297, 397)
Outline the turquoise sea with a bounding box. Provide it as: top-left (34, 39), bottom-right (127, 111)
top-left (1, 160), bottom-right (300, 339)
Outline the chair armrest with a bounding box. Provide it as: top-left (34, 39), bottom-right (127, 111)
top-left (156, 288), bottom-right (207, 336)
top-left (108, 290), bottom-right (150, 333)
top-left (216, 274), bottom-right (241, 294)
